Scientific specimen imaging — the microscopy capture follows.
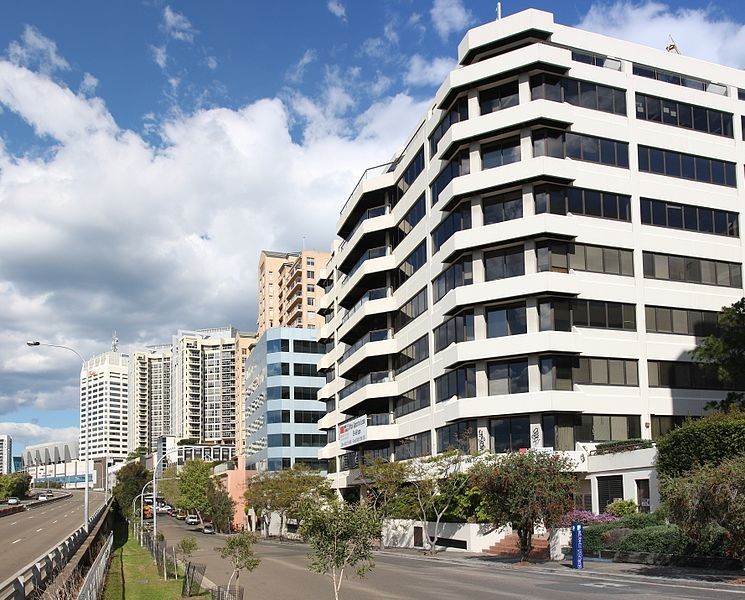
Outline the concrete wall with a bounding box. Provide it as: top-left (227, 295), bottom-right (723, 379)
top-left (382, 519), bottom-right (510, 553)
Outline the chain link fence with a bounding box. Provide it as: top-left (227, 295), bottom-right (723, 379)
top-left (75, 532), bottom-right (114, 600)
top-left (211, 586), bottom-right (244, 600)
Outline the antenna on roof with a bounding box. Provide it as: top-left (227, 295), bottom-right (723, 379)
top-left (665, 35), bottom-right (681, 54)
top-left (496, 2), bottom-right (502, 20)
top-left (111, 331), bottom-right (119, 353)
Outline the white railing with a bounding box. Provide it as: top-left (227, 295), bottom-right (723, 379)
top-left (76, 531), bottom-right (113, 600)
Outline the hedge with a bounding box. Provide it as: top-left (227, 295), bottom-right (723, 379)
top-left (583, 523), bottom-right (620, 553)
top-left (594, 439), bottom-right (653, 455)
top-left (617, 525), bottom-right (689, 555)
top-left (618, 512), bottom-right (665, 530)
top-left (656, 411), bottom-right (745, 477)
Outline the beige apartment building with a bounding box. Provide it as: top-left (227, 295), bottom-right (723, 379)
top-left (128, 345), bottom-right (172, 453)
top-left (256, 249), bottom-right (330, 335)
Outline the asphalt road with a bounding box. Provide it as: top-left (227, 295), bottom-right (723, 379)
top-left (0, 490), bottom-right (106, 582)
top-left (155, 518), bottom-right (745, 600)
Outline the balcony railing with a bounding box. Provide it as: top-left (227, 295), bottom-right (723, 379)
top-left (342, 246), bottom-right (389, 285)
top-left (341, 287), bottom-right (388, 324)
top-left (341, 205), bottom-right (388, 249)
top-left (341, 329), bottom-right (391, 363)
top-left (340, 412), bottom-right (394, 428)
top-left (339, 370), bottom-right (391, 400)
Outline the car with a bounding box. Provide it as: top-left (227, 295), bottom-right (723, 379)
top-left (175, 511), bottom-right (187, 520)
top-left (167, 509), bottom-right (176, 517)
top-left (44, 490), bottom-right (53, 497)
top-left (38, 494), bottom-right (49, 501)
top-left (6, 497), bottom-right (19, 505)
top-left (185, 515), bottom-right (199, 526)
top-left (202, 523), bottom-right (215, 534)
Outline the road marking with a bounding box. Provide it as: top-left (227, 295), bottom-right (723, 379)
top-left (36, 528), bottom-right (43, 532)
top-left (582, 583), bottom-right (628, 588)
top-left (52, 520), bottom-right (58, 524)
top-left (11, 539), bottom-right (21, 544)
top-left (10, 521), bottom-right (17, 525)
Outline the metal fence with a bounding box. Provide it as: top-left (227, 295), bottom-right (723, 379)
top-left (211, 586), bottom-right (244, 600)
top-left (75, 532), bottom-right (113, 600)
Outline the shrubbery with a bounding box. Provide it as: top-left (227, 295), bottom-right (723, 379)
top-left (583, 523), bottom-right (620, 553)
top-left (617, 525), bottom-right (689, 555)
top-left (617, 511), bottom-right (665, 530)
top-left (606, 499), bottom-right (637, 518)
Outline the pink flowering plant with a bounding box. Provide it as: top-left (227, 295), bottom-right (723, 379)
top-left (558, 509), bottom-right (619, 528)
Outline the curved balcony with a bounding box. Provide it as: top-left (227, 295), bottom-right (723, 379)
top-left (340, 246), bottom-right (390, 284)
top-left (338, 166), bottom-right (396, 234)
top-left (339, 207), bottom-right (394, 261)
top-left (338, 371), bottom-right (397, 414)
top-left (341, 329), bottom-right (392, 364)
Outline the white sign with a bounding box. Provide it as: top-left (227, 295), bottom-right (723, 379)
top-left (339, 415), bottom-right (367, 448)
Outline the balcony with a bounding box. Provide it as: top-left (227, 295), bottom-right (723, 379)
top-left (342, 287), bottom-right (388, 324)
top-left (342, 246), bottom-right (389, 285)
top-left (339, 370), bottom-right (391, 400)
top-left (341, 329), bottom-right (391, 363)
top-left (341, 205), bottom-right (387, 249)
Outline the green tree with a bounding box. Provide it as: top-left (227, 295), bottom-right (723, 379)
top-left (359, 459), bottom-right (412, 548)
top-left (207, 479), bottom-right (236, 533)
top-left (112, 462), bottom-right (151, 519)
top-left (126, 447), bottom-right (149, 461)
top-left (179, 459), bottom-right (212, 524)
top-left (692, 297), bottom-right (745, 411)
top-left (300, 499), bottom-right (379, 600)
top-left (160, 464), bottom-right (180, 508)
top-left (661, 455), bottom-right (745, 560)
top-left (473, 452), bottom-right (578, 562)
top-left (217, 531), bottom-right (260, 591)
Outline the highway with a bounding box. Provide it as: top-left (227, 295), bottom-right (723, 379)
top-left (0, 490), bottom-right (106, 582)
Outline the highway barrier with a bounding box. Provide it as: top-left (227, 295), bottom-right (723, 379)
top-left (0, 499), bottom-right (110, 599)
top-left (75, 531), bottom-right (113, 600)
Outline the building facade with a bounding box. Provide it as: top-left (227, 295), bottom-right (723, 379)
top-left (81, 350), bottom-right (129, 462)
top-left (243, 328), bottom-right (327, 472)
top-left (128, 345), bottom-right (172, 453)
top-left (23, 441), bottom-right (94, 488)
top-left (234, 330), bottom-right (259, 459)
top-left (316, 9), bottom-right (743, 511)
top-left (0, 434), bottom-right (11, 475)
top-left (257, 249), bottom-right (331, 335)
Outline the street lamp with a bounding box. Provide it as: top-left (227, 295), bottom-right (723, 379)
top-left (26, 340), bottom-right (90, 533)
top-left (152, 448), bottom-right (180, 552)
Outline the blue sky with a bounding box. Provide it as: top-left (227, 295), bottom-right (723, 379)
top-left (1, 0), bottom-right (744, 453)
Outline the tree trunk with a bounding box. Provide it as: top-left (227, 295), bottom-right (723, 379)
top-left (517, 524), bottom-right (533, 562)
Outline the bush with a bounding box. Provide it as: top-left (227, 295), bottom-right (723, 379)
top-left (619, 511), bottom-right (664, 529)
top-left (594, 439), bottom-right (653, 455)
top-left (558, 510), bottom-right (618, 528)
top-left (606, 499), bottom-right (637, 518)
top-left (600, 527), bottom-right (633, 550)
top-left (617, 525), bottom-right (689, 555)
top-left (583, 523), bottom-right (621, 552)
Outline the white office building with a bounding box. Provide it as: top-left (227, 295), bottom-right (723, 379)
top-left (128, 345), bottom-right (172, 452)
top-left (316, 9), bottom-right (743, 513)
top-left (0, 434), bottom-right (12, 475)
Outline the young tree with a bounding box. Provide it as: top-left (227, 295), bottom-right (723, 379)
top-left (159, 464), bottom-right (180, 508)
top-left (217, 531), bottom-right (260, 592)
top-left (692, 297), bottom-right (745, 411)
top-left (244, 471), bottom-right (279, 538)
top-left (300, 499), bottom-right (379, 600)
top-left (112, 462), bottom-right (151, 519)
top-left (207, 479), bottom-right (236, 533)
top-left (358, 459), bottom-right (412, 549)
top-left (473, 452), bottom-right (578, 562)
top-left (409, 450), bottom-right (472, 555)
top-left (176, 535), bottom-right (198, 563)
top-left (179, 459), bottom-right (212, 524)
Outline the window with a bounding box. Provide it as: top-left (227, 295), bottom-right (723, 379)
top-left (394, 383), bottom-right (431, 418)
top-left (532, 129), bottom-right (629, 168)
top-left (292, 410), bottom-right (324, 424)
top-left (293, 340), bottom-right (326, 353)
top-left (267, 410), bottom-right (291, 424)
top-left (267, 338), bottom-right (290, 353)
top-left (307, 298), bottom-right (315, 307)
top-left (642, 251), bottom-right (741, 287)
top-left (267, 386), bottom-right (291, 400)
top-left (486, 303), bottom-right (527, 337)
top-left (437, 420), bottom-right (477, 453)
top-left (430, 96), bottom-right (468, 155)
top-left (534, 184), bottom-right (630, 222)
top-left (394, 335), bottom-right (429, 375)
top-left (434, 311), bottom-right (474, 352)
top-left (635, 93), bottom-right (733, 137)
top-left (295, 434), bottom-right (326, 447)
top-left (640, 198), bottom-right (738, 237)
top-left (431, 150), bottom-right (469, 205)
top-left (433, 255), bottom-right (473, 303)
top-left (597, 475), bottom-right (625, 512)
top-left (267, 434), bottom-right (291, 447)
top-left (638, 146), bottom-right (736, 187)
top-left (540, 298), bottom-right (636, 331)
top-left (488, 359), bottom-right (529, 394)
top-left (392, 240), bottom-right (427, 291)
top-left (651, 415), bottom-right (693, 440)
top-left (531, 74), bottom-right (626, 115)
top-left (481, 137), bottom-right (521, 170)
top-left (491, 416), bottom-right (531, 452)
top-left (537, 241), bottom-right (633, 276)
top-left (435, 365), bottom-right (476, 402)
top-left (571, 50), bottom-right (621, 70)
top-left (267, 362), bottom-right (290, 376)
top-left (326, 427), bottom-right (337, 443)
top-left (479, 80), bottom-right (519, 115)
top-left (647, 360), bottom-right (727, 389)
top-left (267, 458), bottom-right (291, 471)
top-left (483, 192), bottom-right (523, 224)
top-left (645, 305), bottom-right (719, 336)
top-left (293, 363), bottom-right (318, 377)
top-left (540, 356), bottom-right (638, 389)
top-left (485, 246), bottom-right (525, 280)
top-left (293, 386), bottom-right (320, 400)
top-left (391, 194), bottom-right (426, 249)
top-left (433, 202), bottom-right (471, 252)
top-left (632, 63), bottom-right (725, 95)
top-left (393, 287), bottom-right (428, 333)
top-left (307, 283), bottom-right (316, 292)
top-left (395, 431), bottom-right (431, 460)
top-left (306, 257), bottom-right (315, 266)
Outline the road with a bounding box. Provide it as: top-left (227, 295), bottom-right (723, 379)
top-left (0, 490), bottom-right (106, 582)
top-left (156, 518), bottom-right (745, 599)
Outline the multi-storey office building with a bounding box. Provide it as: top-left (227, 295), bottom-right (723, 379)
top-left (243, 328), bottom-right (328, 472)
top-left (128, 345), bottom-right (172, 453)
top-left (316, 9), bottom-right (743, 512)
top-left (257, 249), bottom-right (331, 335)
top-left (235, 331), bottom-right (259, 458)
top-left (0, 434), bottom-right (12, 475)
top-left (81, 350), bottom-right (129, 462)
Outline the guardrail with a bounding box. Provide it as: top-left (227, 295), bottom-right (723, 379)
top-left (76, 531), bottom-right (113, 600)
top-left (0, 498), bottom-right (110, 599)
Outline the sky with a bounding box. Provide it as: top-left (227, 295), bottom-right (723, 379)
top-left (1, 0), bottom-right (745, 453)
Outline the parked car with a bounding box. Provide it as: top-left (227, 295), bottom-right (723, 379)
top-left (6, 497), bottom-right (19, 505)
top-left (175, 511), bottom-right (187, 520)
top-left (185, 515), bottom-right (199, 526)
top-left (45, 490), bottom-right (54, 496)
top-left (38, 494), bottom-right (49, 501)
top-left (167, 509), bottom-right (177, 517)
top-left (202, 523), bottom-right (215, 534)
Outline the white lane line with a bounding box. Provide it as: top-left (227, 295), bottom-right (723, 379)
top-left (52, 520), bottom-right (58, 524)
top-left (10, 521), bottom-right (17, 525)
top-left (11, 539), bottom-right (21, 544)
top-left (36, 528), bottom-right (43, 533)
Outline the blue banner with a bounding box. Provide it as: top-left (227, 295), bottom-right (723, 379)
top-left (571, 523), bottom-right (584, 569)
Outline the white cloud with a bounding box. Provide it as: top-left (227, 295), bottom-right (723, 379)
top-left (6, 25), bottom-right (70, 75)
top-left (370, 73), bottom-right (393, 96)
top-left (430, 0), bottom-right (474, 41)
top-left (0, 422), bottom-right (79, 450)
top-left (163, 6), bottom-right (197, 43)
top-left (78, 72), bottom-right (98, 96)
top-left (404, 54), bottom-right (456, 86)
top-left (286, 49), bottom-right (317, 84)
top-left (205, 56), bottom-right (218, 70)
top-left (327, 0), bottom-right (346, 21)
top-left (576, 1), bottom-right (745, 68)
top-left (150, 45), bottom-right (167, 70)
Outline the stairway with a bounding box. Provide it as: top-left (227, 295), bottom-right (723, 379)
top-left (482, 532), bottom-right (550, 559)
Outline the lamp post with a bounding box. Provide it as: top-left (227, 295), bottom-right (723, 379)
top-left (152, 448), bottom-right (179, 554)
top-left (26, 341), bottom-right (90, 532)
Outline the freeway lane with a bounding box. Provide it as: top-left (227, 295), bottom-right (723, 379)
top-left (0, 490), bottom-right (105, 582)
